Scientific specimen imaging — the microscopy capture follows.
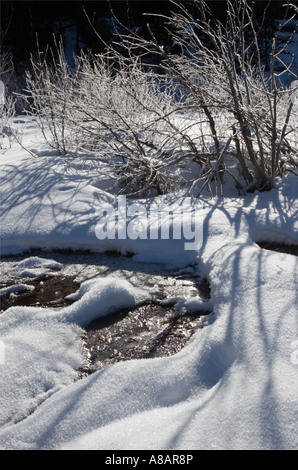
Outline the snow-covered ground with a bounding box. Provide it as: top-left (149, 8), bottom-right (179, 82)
top-left (0, 118), bottom-right (297, 450)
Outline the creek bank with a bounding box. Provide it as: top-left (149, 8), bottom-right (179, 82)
top-left (0, 249), bottom-right (211, 375)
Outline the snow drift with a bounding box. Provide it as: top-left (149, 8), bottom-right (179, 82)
top-left (0, 119), bottom-right (297, 450)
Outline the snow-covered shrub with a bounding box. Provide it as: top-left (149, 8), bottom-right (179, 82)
top-left (141, 0), bottom-right (298, 193)
top-left (67, 52), bottom-right (183, 196)
top-left (22, 0), bottom-right (297, 196)
top-left (0, 51), bottom-right (16, 148)
top-left (24, 43), bottom-right (205, 196)
top-left (70, 52), bottom-right (215, 196)
top-left (23, 39), bottom-right (73, 155)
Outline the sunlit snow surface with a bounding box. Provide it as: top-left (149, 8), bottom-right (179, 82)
top-left (0, 118), bottom-right (297, 450)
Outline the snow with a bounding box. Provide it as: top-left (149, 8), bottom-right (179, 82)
top-left (17, 256), bottom-right (63, 271)
top-left (0, 283), bottom-right (35, 296)
top-left (58, 276), bottom-right (151, 325)
top-left (0, 305), bottom-right (84, 427)
top-left (0, 118), bottom-right (297, 450)
top-left (0, 275), bottom-right (150, 429)
top-left (174, 297), bottom-right (212, 315)
top-left (15, 255), bottom-right (64, 279)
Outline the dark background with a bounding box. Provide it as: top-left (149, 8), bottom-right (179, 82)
top-left (1, 1), bottom-right (288, 70)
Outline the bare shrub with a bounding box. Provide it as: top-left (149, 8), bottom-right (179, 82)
top-left (139, 0), bottom-right (298, 193)
top-left (23, 38), bottom-right (73, 155)
top-left (22, 1), bottom-right (297, 197)
top-left (74, 51), bottom-right (218, 195)
top-left (0, 50), bottom-right (16, 148)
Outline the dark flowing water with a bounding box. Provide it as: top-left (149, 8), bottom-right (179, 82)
top-left (2, 243), bottom-right (295, 375)
top-left (0, 250), bottom-right (211, 375)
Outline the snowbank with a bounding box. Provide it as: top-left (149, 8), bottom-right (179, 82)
top-left (0, 120), bottom-right (297, 449)
top-left (0, 307), bottom-right (84, 428)
top-left (0, 275), bottom-right (150, 429)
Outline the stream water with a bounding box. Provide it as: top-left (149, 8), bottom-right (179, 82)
top-left (1, 243), bottom-right (296, 375)
top-left (0, 249), bottom-right (211, 375)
